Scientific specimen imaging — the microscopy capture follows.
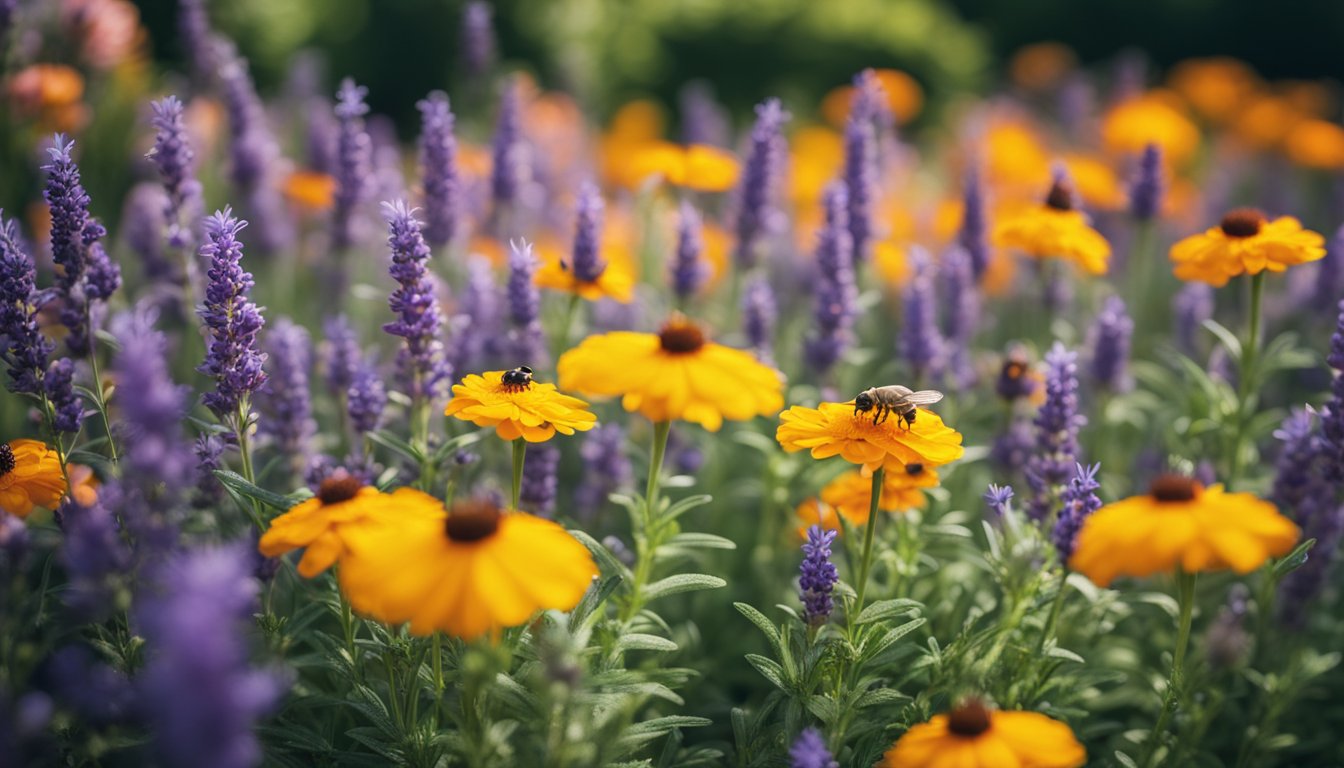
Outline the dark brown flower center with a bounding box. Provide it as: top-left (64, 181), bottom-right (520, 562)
top-left (1220, 208), bottom-right (1265, 238)
top-left (444, 498), bottom-right (503, 542)
top-left (1149, 474), bottom-right (1201, 503)
top-left (947, 698), bottom-right (992, 737)
top-left (1044, 178), bottom-right (1076, 211)
top-left (905, 462), bottom-right (924, 476)
top-left (658, 319), bottom-right (706, 354)
top-left (317, 471), bottom-right (362, 505)
top-left (0, 444), bottom-right (13, 477)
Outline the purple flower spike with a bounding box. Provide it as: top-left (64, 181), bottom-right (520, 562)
top-left (218, 45), bottom-right (292, 252)
top-left (461, 2), bottom-right (496, 77)
top-left (742, 275), bottom-right (777, 362)
top-left (901, 248), bottom-right (945, 384)
top-left (521, 443), bottom-right (560, 517)
top-left (843, 70), bottom-right (883, 266)
top-left (261, 318), bottom-right (317, 475)
top-left (1315, 225), bottom-right (1344, 315)
top-left (1086, 295), bottom-right (1134, 393)
top-left (799, 525), bottom-right (839, 626)
top-left (789, 727), bottom-right (839, 768)
top-left (940, 246), bottom-right (980, 390)
top-left (148, 96), bottom-right (203, 252)
top-left (575, 424), bottom-right (631, 518)
top-left (803, 182), bottom-right (855, 376)
top-left (1173, 282), bottom-right (1213, 355)
top-left (569, 182), bottom-right (606, 283)
top-left (381, 201), bottom-right (450, 404)
top-left (491, 80), bottom-right (532, 215)
top-left (417, 91), bottom-right (460, 248)
top-left (1052, 462), bottom-right (1102, 562)
top-left (1026, 343), bottom-right (1085, 521)
top-left (672, 200), bottom-right (707, 301)
top-left (733, 98), bottom-right (789, 269)
top-left (1321, 300), bottom-right (1344, 483)
top-left (111, 306), bottom-right (193, 502)
top-left (505, 239), bottom-right (546, 367)
top-left (984, 483), bottom-right (1016, 517)
top-left (1128, 142), bottom-right (1165, 221)
top-left (197, 209), bottom-right (268, 419)
top-left (43, 134), bottom-right (114, 354)
top-left (959, 163), bottom-right (991, 279)
top-left (332, 79), bottom-right (374, 251)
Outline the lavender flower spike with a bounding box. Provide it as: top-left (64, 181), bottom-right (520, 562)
top-left (43, 134), bottom-right (114, 354)
top-left (148, 96), bottom-right (202, 251)
top-left (1026, 343), bottom-right (1085, 521)
top-left (959, 163), bottom-right (991, 279)
top-left (261, 318), bottom-right (317, 476)
top-left (671, 200), bottom-right (707, 301)
top-left (1313, 225), bottom-right (1344, 314)
top-left (569, 182), bottom-right (607, 282)
top-left (900, 247), bottom-right (945, 384)
top-left (347, 357), bottom-right (387, 436)
top-left (789, 728), bottom-right (839, 768)
top-left (461, 2), bottom-right (496, 77)
top-left (1173, 282), bottom-right (1213, 355)
top-left (491, 79), bottom-right (531, 215)
top-left (1052, 462), bottom-right (1102, 562)
top-left (417, 91), bottom-right (460, 248)
top-left (799, 525), bottom-right (839, 626)
top-left (1086, 295), bottom-right (1134, 393)
top-left (332, 79), bottom-right (374, 250)
top-left (574, 424), bottom-right (631, 518)
top-left (742, 275), bottom-right (777, 362)
top-left (984, 483), bottom-right (1016, 517)
top-left (505, 239), bottom-right (546, 367)
top-left (1321, 300), bottom-right (1344, 484)
top-left (217, 45), bottom-right (292, 253)
top-left (197, 209), bottom-right (268, 419)
top-left (802, 182), bottom-right (855, 376)
top-left (520, 443), bottom-right (560, 517)
top-left (381, 201), bottom-right (450, 404)
top-left (1128, 142), bottom-right (1165, 221)
top-left (940, 245), bottom-right (980, 390)
top-left (843, 70), bottom-right (883, 266)
top-left (111, 306), bottom-right (194, 501)
top-left (733, 98), bottom-right (789, 268)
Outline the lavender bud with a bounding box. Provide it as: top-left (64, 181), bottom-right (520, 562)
top-left (148, 95), bottom-right (203, 252)
top-left (1052, 462), bottom-right (1102, 562)
top-left (218, 45), bottom-right (292, 252)
top-left (381, 201), bottom-right (451, 404)
top-left (789, 728), bottom-right (839, 768)
top-left (197, 209), bottom-right (267, 419)
top-left (260, 318), bottom-right (317, 477)
top-left (671, 200), bottom-right (707, 300)
top-left (1026, 343), bottom-right (1085, 521)
top-left (984, 483), bottom-right (1016, 517)
top-left (111, 306), bottom-right (193, 502)
top-left (803, 183), bottom-right (855, 376)
top-left (574, 424), bottom-right (631, 518)
top-left (1173, 282), bottom-right (1214, 355)
top-left (417, 91), bottom-right (460, 248)
top-left (504, 239), bottom-right (546, 367)
top-left (742, 275), bottom-right (777, 362)
top-left (43, 134), bottom-right (113, 354)
top-left (520, 443), bottom-right (560, 517)
top-left (569, 182), bottom-right (606, 283)
top-left (959, 164), bottom-right (991, 279)
top-left (332, 79), bottom-right (374, 250)
top-left (843, 70), bottom-right (883, 266)
top-left (899, 248), bottom-right (944, 383)
top-left (679, 82), bottom-right (731, 147)
top-left (1128, 142), bottom-right (1165, 220)
top-left (491, 79), bottom-right (531, 214)
top-left (461, 2), bottom-right (496, 77)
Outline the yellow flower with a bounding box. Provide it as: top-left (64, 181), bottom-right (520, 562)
top-left (1285, 119), bottom-right (1344, 171)
top-left (0, 440), bottom-right (66, 518)
top-left (776, 401), bottom-right (964, 473)
top-left (993, 179), bottom-right (1111, 275)
top-left (881, 698), bottom-right (1086, 768)
top-left (558, 316), bottom-right (783, 431)
top-left (623, 142), bottom-right (740, 192)
top-left (872, 241), bottom-right (912, 288)
top-left (445, 369), bottom-right (597, 442)
top-left (820, 463), bottom-right (940, 523)
top-left (533, 230), bottom-right (636, 303)
top-left (1102, 92), bottom-right (1201, 166)
top-left (1169, 208), bottom-right (1326, 287)
top-left (1168, 57), bottom-right (1261, 123)
top-left (1069, 475), bottom-right (1299, 588)
top-left (339, 495), bottom-right (598, 639)
top-left (259, 473), bottom-right (421, 578)
top-left (789, 126), bottom-right (844, 206)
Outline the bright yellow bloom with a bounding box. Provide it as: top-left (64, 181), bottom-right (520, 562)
top-left (258, 473), bottom-right (422, 578)
top-left (882, 698), bottom-right (1086, 768)
top-left (1169, 208), bottom-right (1325, 287)
top-left (789, 126), bottom-right (844, 206)
top-left (339, 495), bottom-right (598, 639)
top-left (1168, 57), bottom-right (1261, 123)
top-left (1060, 153), bottom-right (1124, 210)
top-left (0, 440), bottom-right (67, 518)
top-left (872, 241), bottom-right (912, 288)
top-left (558, 317), bottom-right (783, 431)
top-left (820, 463), bottom-right (940, 524)
top-left (994, 180), bottom-right (1111, 275)
top-left (1069, 475), bottom-right (1299, 587)
top-left (776, 401), bottom-right (964, 473)
top-left (1232, 95), bottom-right (1304, 151)
top-left (623, 142), bottom-right (740, 192)
top-left (534, 255), bottom-right (635, 302)
top-left (1102, 92), bottom-right (1201, 165)
top-left (445, 370), bottom-right (597, 442)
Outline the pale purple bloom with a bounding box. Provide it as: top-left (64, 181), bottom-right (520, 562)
top-left (59, 491), bottom-right (131, 622)
top-left (1272, 410), bottom-right (1339, 626)
top-left (1026, 343), bottom-right (1085, 521)
top-left (802, 183), bottom-right (855, 375)
top-left (448, 257), bottom-right (503, 373)
top-left (45, 645), bottom-right (135, 726)
top-left (1173, 282), bottom-right (1214, 355)
top-left (148, 96), bottom-right (203, 251)
top-left (940, 246), bottom-right (980, 390)
top-left (521, 443), bottom-right (560, 517)
top-left (1128, 142), bottom-right (1165, 220)
top-left (218, 45), bottom-right (292, 252)
top-left (111, 306), bottom-right (194, 503)
top-left (1052, 462), bottom-right (1101, 562)
top-left (959, 164), bottom-right (990, 279)
top-left (197, 209), bottom-right (268, 419)
top-left (177, 0), bottom-right (217, 79)
top-left (672, 200), bottom-right (707, 300)
top-left (381, 201), bottom-right (450, 404)
top-left (733, 98), bottom-right (789, 268)
top-left (491, 80), bottom-right (531, 213)
top-left (260, 318), bottom-right (317, 475)
top-left (789, 728), bottom-right (838, 768)
top-left (320, 315), bottom-right (361, 397)
top-left (0, 511), bottom-right (28, 571)
top-left (900, 248), bottom-right (944, 383)
top-left (668, 427), bottom-right (704, 475)
top-left (984, 483), bottom-right (1016, 517)
top-left (46, 359), bottom-right (83, 434)
top-left (742, 275), bottom-right (777, 362)
top-left (799, 525), bottom-right (838, 626)
top-left (306, 97), bottom-right (337, 174)
top-left (679, 82), bottom-right (731, 147)
top-left (1206, 585), bottom-right (1252, 667)
top-left (992, 419), bottom-right (1035, 477)
top-left (1086, 295), bottom-right (1134, 393)
top-left (1272, 408), bottom-right (1327, 515)
top-left (505, 239), bottom-right (546, 367)
top-left (331, 79), bottom-right (374, 250)
top-left (417, 91), bottom-right (460, 248)
top-left (121, 184), bottom-right (176, 291)
top-left (575, 424), bottom-right (631, 518)
top-left (461, 2), bottom-right (496, 76)
top-left (348, 358), bottom-right (387, 435)
top-left (569, 182), bottom-right (606, 282)
top-left (843, 70), bottom-right (882, 266)
top-left (193, 433), bottom-right (230, 509)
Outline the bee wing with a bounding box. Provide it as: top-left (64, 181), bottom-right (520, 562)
top-left (884, 385), bottom-right (914, 397)
top-left (901, 390), bottom-right (945, 406)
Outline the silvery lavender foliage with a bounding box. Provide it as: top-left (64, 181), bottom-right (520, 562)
top-left (798, 525), bottom-right (838, 626)
top-left (742, 275), bottom-right (777, 362)
top-left (460, 2), bottom-right (496, 77)
top-left (1052, 462), bottom-right (1102, 562)
top-left (984, 483), bottom-right (1016, 517)
top-left (733, 98), bottom-right (789, 268)
top-left (900, 248), bottom-right (945, 383)
top-left (260, 318), bottom-right (317, 472)
top-left (197, 210), bottom-right (268, 419)
top-left (569, 182), bottom-right (606, 282)
top-left (136, 545), bottom-right (286, 768)
top-left (417, 92), bottom-right (460, 248)
top-left (802, 183), bottom-right (855, 376)
top-left (1128, 142), bottom-right (1165, 220)
top-left (504, 239), bottom-right (546, 367)
top-left (959, 164), bottom-right (991, 279)
top-left (1313, 225), bottom-right (1344, 314)
top-left (1026, 343), bottom-right (1085, 521)
top-left (520, 443), bottom-right (560, 517)
top-left (843, 70), bottom-right (882, 266)
top-left (671, 200), bottom-right (707, 301)
top-left (332, 79), bottom-right (374, 250)
top-left (491, 80), bottom-right (531, 214)
top-left (218, 45), bottom-right (291, 253)
top-left (940, 246), bottom-right (980, 390)
top-left (381, 201), bottom-right (450, 403)
top-left (574, 424), bottom-right (632, 518)
top-left (789, 728), bottom-right (839, 768)
top-left (59, 491), bottom-right (131, 622)
top-left (1173, 281), bottom-right (1214, 355)
top-left (43, 134), bottom-right (116, 355)
top-left (1086, 295), bottom-right (1134, 393)
top-left (148, 96), bottom-right (202, 251)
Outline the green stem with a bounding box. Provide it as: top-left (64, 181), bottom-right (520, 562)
top-left (554, 293), bottom-right (582, 363)
top-left (235, 405), bottom-right (265, 531)
top-left (1227, 273), bottom-right (1265, 489)
top-left (621, 421), bottom-right (671, 624)
top-left (1034, 569), bottom-right (1069, 657)
top-left (1141, 571), bottom-right (1197, 768)
top-left (853, 467), bottom-right (885, 613)
top-left (85, 323), bottom-right (119, 464)
top-left (511, 438), bottom-right (527, 509)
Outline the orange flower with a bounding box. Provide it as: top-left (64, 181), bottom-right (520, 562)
top-left (820, 463), bottom-right (940, 523)
top-left (1102, 93), bottom-right (1200, 166)
top-left (5, 64), bottom-right (88, 131)
top-left (822, 68), bottom-right (924, 126)
top-left (445, 369), bottom-right (597, 442)
top-left (872, 241), bottom-right (912, 288)
top-left (1285, 119), bottom-right (1344, 171)
top-left (0, 440), bottom-right (67, 518)
top-left (794, 498), bottom-right (842, 539)
top-left (776, 401), bottom-right (964, 474)
top-left (1169, 208), bottom-right (1325, 286)
top-left (1232, 95), bottom-right (1304, 151)
top-left (789, 126), bottom-right (844, 206)
top-left (1167, 57), bottom-right (1261, 123)
top-left (283, 170), bottom-right (337, 212)
top-left (67, 464), bottom-right (99, 507)
top-left (881, 698), bottom-right (1086, 768)
top-left (1009, 42), bottom-right (1078, 91)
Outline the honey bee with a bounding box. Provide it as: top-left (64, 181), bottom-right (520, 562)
top-left (853, 385), bottom-right (944, 429)
top-left (501, 365), bottom-right (534, 391)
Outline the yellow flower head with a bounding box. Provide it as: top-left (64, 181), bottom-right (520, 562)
top-left (622, 142), bottom-right (740, 192)
top-left (558, 316), bottom-right (783, 431)
top-left (0, 440), bottom-right (67, 518)
top-left (1102, 92), bottom-right (1201, 166)
top-left (533, 227), bottom-right (637, 303)
top-left (1069, 475), bottom-right (1299, 587)
top-left (258, 472), bottom-right (420, 578)
top-left (445, 369), bottom-right (597, 442)
top-left (993, 178), bottom-right (1111, 275)
top-left (776, 401), bottom-right (964, 473)
top-left (1285, 119), bottom-right (1344, 171)
top-left (820, 463), bottom-right (940, 524)
top-left (1168, 57), bottom-right (1261, 123)
top-left (881, 698), bottom-right (1086, 768)
top-left (1169, 208), bottom-right (1326, 287)
top-left (338, 495), bottom-right (598, 639)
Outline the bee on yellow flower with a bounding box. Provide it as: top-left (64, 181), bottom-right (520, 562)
top-left (1169, 208), bottom-right (1325, 287)
top-left (445, 368), bottom-right (597, 443)
top-left (776, 396), bottom-right (964, 474)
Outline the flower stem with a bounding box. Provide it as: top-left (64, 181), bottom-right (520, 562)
top-left (235, 404), bottom-right (264, 531)
top-left (853, 467), bottom-right (885, 613)
top-left (1141, 570), bottom-right (1197, 768)
top-left (84, 322), bottom-right (119, 464)
top-left (1034, 568), bottom-right (1069, 657)
top-left (510, 438), bottom-right (527, 509)
top-left (621, 421), bottom-right (671, 624)
top-left (1227, 272), bottom-right (1265, 489)
top-left (553, 293), bottom-right (582, 363)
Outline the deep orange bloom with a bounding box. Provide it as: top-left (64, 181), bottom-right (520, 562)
top-left (820, 463), bottom-right (940, 524)
top-left (0, 440), bottom-right (67, 518)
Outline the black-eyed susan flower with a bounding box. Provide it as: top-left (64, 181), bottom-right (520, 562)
top-left (1169, 208), bottom-right (1326, 287)
top-left (338, 495), bottom-right (598, 639)
top-left (557, 316), bottom-right (783, 431)
top-left (258, 472), bottom-right (426, 578)
top-left (0, 440), bottom-right (66, 518)
top-left (881, 698), bottom-right (1086, 768)
top-left (445, 369), bottom-right (597, 442)
top-left (1069, 474), bottom-right (1299, 587)
top-left (993, 177), bottom-right (1111, 275)
top-left (776, 401), bottom-right (964, 473)
top-left (820, 463), bottom-right (940, 523)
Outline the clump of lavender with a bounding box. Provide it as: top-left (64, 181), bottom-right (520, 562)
top-left (1052, 462), bottom-right (1102, 562)
top-left (940, 246), bottom-right (980, 389)
top-left (491, 79), bottom-right (532, 218)
top-left (45, 360), bottom-right (84, 434)
top-left (217, 45), bottom-right (292, 253)
top-left (1273, 408), bottom-right (1341, 627)
top-left (789, 728), bottom-right (839, 768)
top-left (1173, 282), bottom-right (1213, 355)
top-left (136, 544), bottom-right (286, 768)
top-left (900, 248), bottom-right (945, 384)
top-left (802, 183), bottom-right (855, 376)
top-left (347, 358), bottom-right (387, 436)
top-left (192, 433), bottom-right (230, 510)
top-left (332, 79), bottom-right (374, 251)
top-left (569, 182), bottom-right (607, 283)
top-left (381, 201), bottom-right (451, 406)
top-left (461, 2), bottom-right (496, 77)
top-left (520, 443), bottom-right (560, 517)
top-left (147, 96), bottom-right (202, 252)
top-left (417, 91), bottom-right (460, 248)
top-left (575, 424), bottom-right (632, 518)
top-left (320, 315), bottom-right (361, 399)
top-left (742, 276), bottom-right (777, 362)
top-left (732, 98), bottom-right (789, 269)
top-left (1086, 295), bottom-right (1134, 393)
top-left (671, 200), bottom-right (707, 302)
top-left (43, 135), bottom-right (118, 355)
top-left (260, 318), bottom-right (317, 477)
top-left (59, 492), bottom-right (131, 622)
top-left (504, 239), bottom-right (546, 367)
top-left (122, 184), bottom-right (176, 295)
top-left (1026, 343), bottom-right (1085, 521)
top-left (843, 70), bottom-right (883, 266)
top-left (959, 163), bottom-right (991, 279)
top-left (1128, 142), bottom-right (1165, 220)
top-left (799, 525), bottom-right (839, 626)
top-left (198, 210), bottom-right (267, 422)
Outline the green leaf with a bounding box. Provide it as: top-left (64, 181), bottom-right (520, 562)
top-left (1114, 750), bottom-right (1139, 768)
top-left (861, 617), bottom-right (927, 661)
top-left (643, 573), bottom-right (726, 602)
top-left (616, 633), bottom-right (679, 653)
top-left (213, 469), bottom-right (295, 511)
top-left (1202, 319), bottom-right (1243, 361)
top-left (569, 529), bottom-right (630, 579)
top-left (805, 695), bottom-right (839, 724)
top-left (733, 602), bottom-right (783, 656)
top-left (1272, 538), bottom-right (1315, 580)
top-left (1046, 646), bottom-right (1085, 664)
top-left (855, 688), bottom-right (910, 709)
top-left (366, 429), bottom-right (425, 463)
top-left (856, 598), bottom-right (922, 625)
top-left (429, 428), bottom-right (487, 463)
top-left (663, 532), bottom-right (738, 551)
top-left (660, 493), bottom-right (713, 523)
top-left (745, 653), bottom-right (789, 691)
